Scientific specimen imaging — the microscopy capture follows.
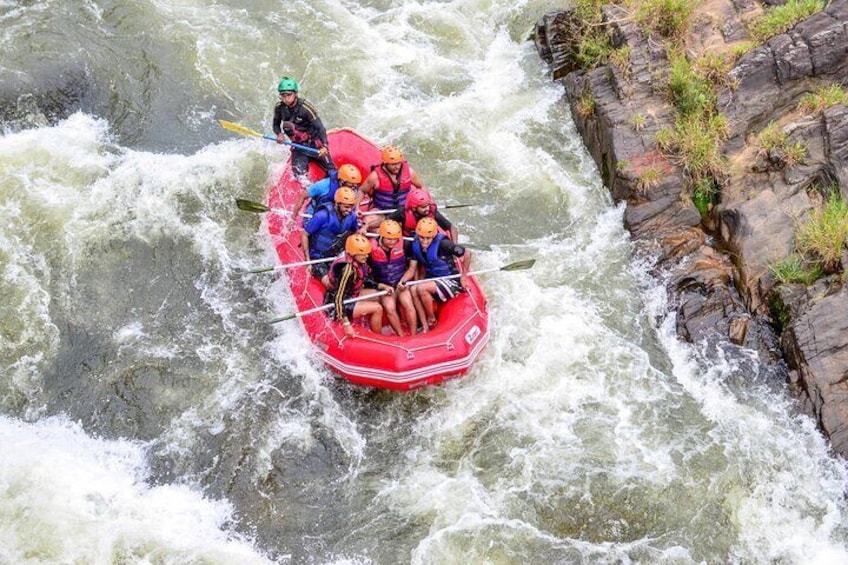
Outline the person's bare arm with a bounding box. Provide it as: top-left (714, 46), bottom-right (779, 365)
top-left (359, 171), bottom-right (378, 198)
top-left (410, 169), bottom-right (425, 190)
top-left (301, 230), bottom-right (310, 261)
top-left (291, 189), bottom-right (310, 215)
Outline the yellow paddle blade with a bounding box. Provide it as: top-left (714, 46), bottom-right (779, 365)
top-left (217, 120), bottom-right (262, 138)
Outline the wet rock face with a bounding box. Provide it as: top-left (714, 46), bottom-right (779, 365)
top-left (780, 283), bottom-right (848, 454)
top-left (534, 10), bottom-right (586, 80)
top-left (534, 2), bottom-right (848, 455)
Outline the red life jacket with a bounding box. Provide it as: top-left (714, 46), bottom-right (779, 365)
top-left (369, 240), bottom-right (408, 286)
top-left (401, 204), bottom-right (438, 236)
top-left (402, 206), bottom-right (452, 241)
top-left (328, 255), bottom-right (368, 295)
top-left (372, 162), bottom-right (414, 210)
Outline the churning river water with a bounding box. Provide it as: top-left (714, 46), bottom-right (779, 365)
top-left (2, 0), bottom-right (848, 563)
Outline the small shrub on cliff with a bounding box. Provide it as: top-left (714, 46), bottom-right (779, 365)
top-left (754, 122), bottom-right (808, 168)
top-left (578, 30), bottom-right (614, 69)
top-left (755, 122), bottom-right (787, 156)
top-left (658, 112), bottom-right (728, 179)
top-left (636, 166), bottom-right (663, 192)
top-left (631, 113), bottom-right (647, 132)
top-left (572, 0), bottom-right (614, 69)
top-left (771, 253), bottom-right (822, 285)
top-left (692, 176), bottom-right (719, 215)
top-left (796, 193), bottom-right (848, 274)
top-left (747, 0), bottom-right (824, 42)
top-left (729, 41), bottom-right (756, 61)
top-left (634, 0), bottom-right (695, 40)
top-left (609, 45), bottom-right (633, 78)
top-left (668, 55), bottom-right (715, 117)
top-left (798, 84), bottom-right (848, 114)
top-left (577, 92), bottom-right (596, 118)
top-left (782, 141), bottom-right (807, 167)
top-left (694, 52), bottom-right (734, 89)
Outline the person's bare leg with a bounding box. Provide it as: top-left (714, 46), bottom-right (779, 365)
top-left (411, 286), bottom-right (429, 333)
top-left (369, 308), bottom-right (383, 333)
top-left (352, 301), bottom-right (383, 333)
top-left (398, 289), bottom-right (417, 336)
top-left (381, 295), bottom-right (405, 336)
top-left (417, 283), bottom-right (437, 328)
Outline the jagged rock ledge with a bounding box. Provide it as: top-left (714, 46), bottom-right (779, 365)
top-left (534, 1), bottom-right (848, 456)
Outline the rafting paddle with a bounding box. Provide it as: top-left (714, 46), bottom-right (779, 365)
top-left (236, 199), bottom-right (491, 250)
top-left (266, 259), bottom-right (535, 324)
top-left (403, 259), bottom-right (536, 287)
top-left (235, 198), bottom-right (309, 218)
top-left (362, 203), bottom-right (474, 214)
top-left (267, 290), bottom-right (390, 324)
top-left (236, 198), bottom-right (471, 217)
top-left (218, 119), bottom-right (321, 156)
top-left (238, 255), bottom-right (340, 274)
top-left (362, 232), bottom-right (491, 251)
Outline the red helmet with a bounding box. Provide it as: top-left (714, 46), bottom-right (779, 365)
top-left (415, 217), bottom-right (438, 238)
top-left (406, 188), bottom-right (431, 209)
top-left (334, 186), bottom-right (357, 205)
top-left (345, 233), bottom-right (372, 255)
top-left (379, 220), bottom-right (403, 239)
top-left (338, 164), bottom-right (362, 185)
top-left (381, 145), bottom-right (403, 164)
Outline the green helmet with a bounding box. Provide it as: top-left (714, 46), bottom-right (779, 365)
top-left (277, 77), bottom-right (299, 93)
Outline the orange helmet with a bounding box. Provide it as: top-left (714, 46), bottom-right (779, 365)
top-left (338, 164), bottom-right (362, 185)
top-left (415, 217), bottom-right (438, 238)
top-left (334, 186), bottom-right (357, 205)
top-left (345, 233), bottom-right (372, 255)
top-left (406, 188), bottom-right (431, 209)
top-left (381, 145), bottom-right (403, 164)
top-left (379, 219), bottom-right (403, 239)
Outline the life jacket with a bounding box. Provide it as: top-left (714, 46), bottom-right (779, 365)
top-left (310, 170), bottom-right (340, 211)
top-left (411, 233), bottom-right (456, 279)
top-left (401, 204), bottom-right (440, 237)
top-left (327, 254), bottom-right (368, 295)
top-left (369, 240), bottom-right (408, 286)
top-left (371, 162), bottom-right (413, 210)
top-left (308, 203), bottom-right (356, 257)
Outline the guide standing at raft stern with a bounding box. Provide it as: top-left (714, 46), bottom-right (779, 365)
top-left (272, 76), bottom-right (335, 186)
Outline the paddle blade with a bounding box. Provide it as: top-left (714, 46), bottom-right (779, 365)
top-left (267, 313), bottom-right (298, 324)
top-left (501, 259), bottom-right (536, 271)
top-left (218, 120), bottom-right (262, 138)
top-left (241, 266), bottom-right (275, 274)
top-left (236, 198), bottom-right (270, 213)
top-left (462, 243), bottom-right (492, 251)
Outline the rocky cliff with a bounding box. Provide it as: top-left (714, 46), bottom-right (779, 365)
top-left (534, 1), bottom-right (848, 455)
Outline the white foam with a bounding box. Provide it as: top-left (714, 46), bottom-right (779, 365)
top-left (0, 415), bottom-right (272, 564)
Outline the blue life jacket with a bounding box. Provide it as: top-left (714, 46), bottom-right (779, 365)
top-left (411, 233), bottom-right (456, 278)
top-left (307, 169), bottom-right (339, 212)
top-left (307, 203), bottom-right (357, 257)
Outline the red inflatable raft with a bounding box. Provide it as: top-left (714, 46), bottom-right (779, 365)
top-left (266, 128), bottom-right (489, 390)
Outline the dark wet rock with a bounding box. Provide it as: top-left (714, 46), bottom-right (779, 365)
top-left (535, 1), bottom-right (848, 455)
top-left (780, 282), bottom-right (848, 454)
